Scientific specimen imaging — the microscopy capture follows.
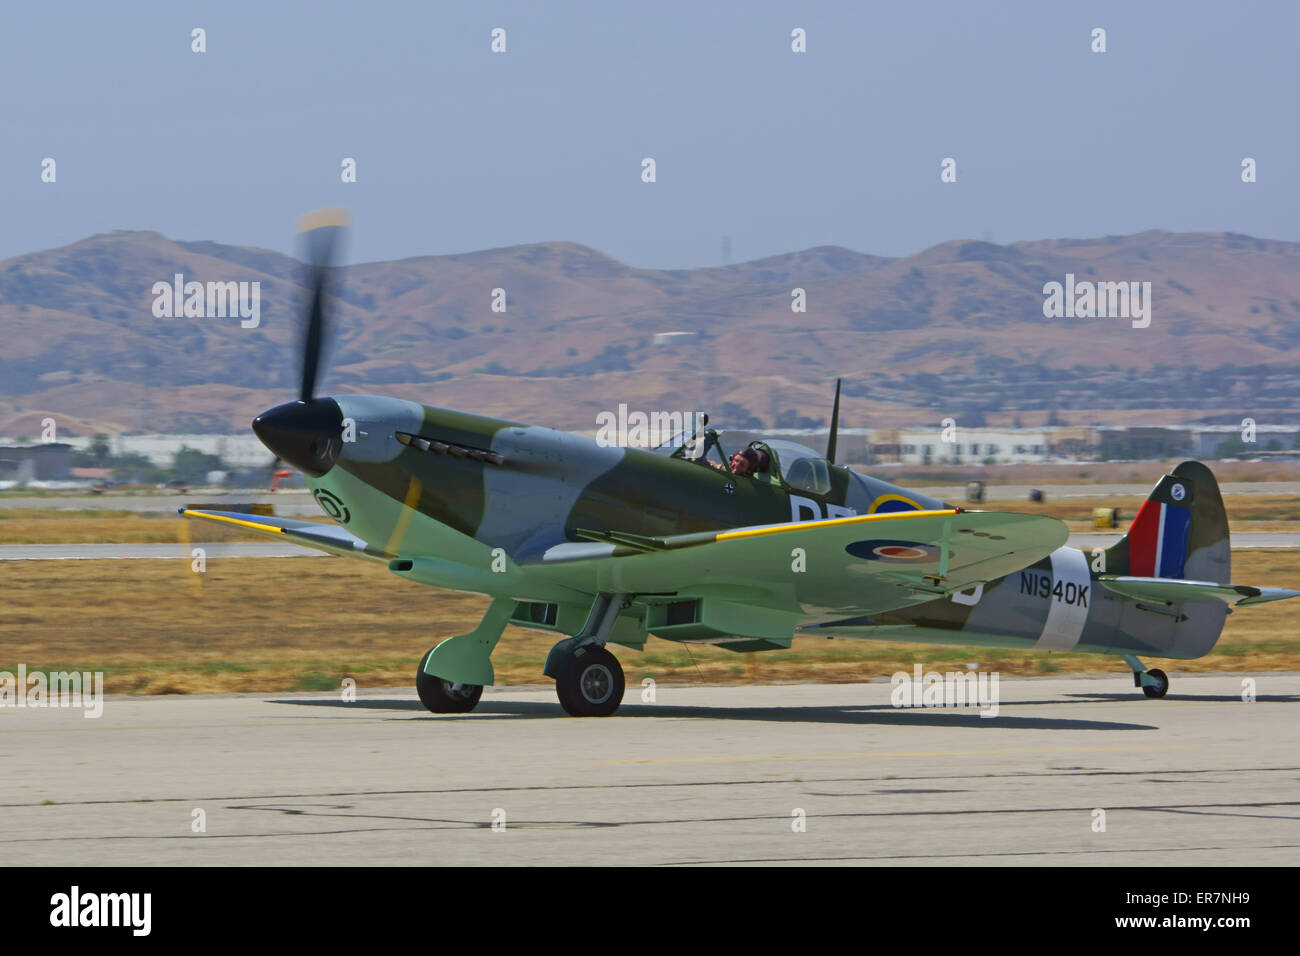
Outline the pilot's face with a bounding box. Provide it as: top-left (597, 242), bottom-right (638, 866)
top-left (730, 452), bottom-right (750, 475)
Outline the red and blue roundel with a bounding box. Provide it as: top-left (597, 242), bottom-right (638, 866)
top-left (845, 539), bottom-right (943, 562)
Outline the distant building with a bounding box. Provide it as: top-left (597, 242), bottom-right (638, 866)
top-left (1095, 426), bottom-right (1193, 461)
top-left (1047, 427), bottom-right (1098, 459)
top-left (1188, 424), bottom-right (1300, 457)
top-left (0, 443), bottom-right (72, 481)
top-left (53, 433), bottom-right (271, 468)
top-left (869, 428), bottom-right (1052, 466)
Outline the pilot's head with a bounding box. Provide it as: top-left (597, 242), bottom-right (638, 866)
top-left (730, 449), bottom-right (755, 476)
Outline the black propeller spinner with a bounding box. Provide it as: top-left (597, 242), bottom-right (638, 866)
top-left (251, 210), bottom-right (347, 477)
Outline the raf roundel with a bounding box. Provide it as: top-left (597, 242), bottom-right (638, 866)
top-left (313, 488), bottom-right (351, 523)
top-left (844, 538), bottom-right (944, 563)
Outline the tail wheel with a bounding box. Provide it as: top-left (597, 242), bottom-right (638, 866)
top-left (1142, 668), bottom-right (1169, 699)
top-left (554, 645), bottom-right (625, 717)
top-left (416, 649), bottom-right (483, 713)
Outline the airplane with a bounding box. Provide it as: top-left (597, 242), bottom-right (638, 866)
top-left (183, 212), bottom-right (1300, 716)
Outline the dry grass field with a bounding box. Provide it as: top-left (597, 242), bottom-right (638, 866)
top-left (3, 549), bottom-right (1298, 696)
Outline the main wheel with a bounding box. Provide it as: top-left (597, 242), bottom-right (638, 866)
top-left (1142, 668), bottom-right (1169, 699)
top-left (554, 644), bottom-right (625, 717)
top-left (416, 649), bottom-right (483, 713)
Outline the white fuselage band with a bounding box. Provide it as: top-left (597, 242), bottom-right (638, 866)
top-left (1035, 547), bottom-right (1091, 651)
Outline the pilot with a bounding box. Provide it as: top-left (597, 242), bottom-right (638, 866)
top-left (709, 448), bottom-right (752, 474)
top-left (727, 449), bottom-right (754, 475)
top-left (725, 446), bottom-right (770, 477)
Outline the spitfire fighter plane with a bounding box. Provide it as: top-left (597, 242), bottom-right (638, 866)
top-left (184, 214), bottom-right (1300, 716)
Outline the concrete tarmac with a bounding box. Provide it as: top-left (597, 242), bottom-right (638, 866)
top-left (3, 676), bottom-right (1298, 866)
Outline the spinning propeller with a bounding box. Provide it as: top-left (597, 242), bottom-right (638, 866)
top-left (250, 210), bottom-right (348, 476)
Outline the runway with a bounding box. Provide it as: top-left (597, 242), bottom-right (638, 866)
top-left (6, 532), bottom-right (1300, 560)
top-left (3, 676), bottom-right (1298, 866)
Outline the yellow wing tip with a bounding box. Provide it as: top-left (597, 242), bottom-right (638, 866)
top-left (182, 509), bottom-right (285, 535)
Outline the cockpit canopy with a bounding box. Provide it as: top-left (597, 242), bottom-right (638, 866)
top-left (657, 425), bottom-right (834, 496)
top-left (762, 439), bottom-right (833, 495)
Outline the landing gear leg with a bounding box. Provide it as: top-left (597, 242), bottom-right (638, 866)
top-left (416, 598), bottom-right (513, 714)
top-left (544, 593), bottom-right (629, 717)
top-left (1123, 654), bottom-right (1169, 699)
top-left (416, 650), bottom-right (483, 713)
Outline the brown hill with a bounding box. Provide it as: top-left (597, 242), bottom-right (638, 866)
top-left (1, 229), bottom-right (1298, 436)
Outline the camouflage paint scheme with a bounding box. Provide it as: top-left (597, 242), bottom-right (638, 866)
top-left (185, 395), bottom-right (1297, 688)
top-left (805, 461), bottom-right (1234, 661)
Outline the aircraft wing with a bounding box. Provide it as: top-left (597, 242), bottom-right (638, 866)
top-left (178, 509), bottom-right (392, 563)
top-left (553, 509), bottom-right (1069, 618)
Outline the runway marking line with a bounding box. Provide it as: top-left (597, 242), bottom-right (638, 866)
top-left (598, 744), bottom-right (1194, 766)
top-left (0, 720), bottom-right (388, 734)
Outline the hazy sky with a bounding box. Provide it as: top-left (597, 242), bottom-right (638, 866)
top-left (4, 0), bottom-right (1297, 268)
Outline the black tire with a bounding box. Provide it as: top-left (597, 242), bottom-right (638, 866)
top-left (416, 650), bottom-right (483, 713)
top-left (1142, 668), bottom-right (1169, 699)
top-left (554, 644), bottom-right (625, 717)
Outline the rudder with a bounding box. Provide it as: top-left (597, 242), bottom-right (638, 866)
top-left (1104, 460), bottom-right (1230, 583)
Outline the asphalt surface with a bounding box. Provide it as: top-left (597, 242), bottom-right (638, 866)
top-left (6, 532), bottom-right (1300, 561)
top-left (4, 676), bottom-right (1298, 865)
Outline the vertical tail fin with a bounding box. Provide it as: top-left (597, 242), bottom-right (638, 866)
top-left (1105, 460), bottom-right (1230, 583)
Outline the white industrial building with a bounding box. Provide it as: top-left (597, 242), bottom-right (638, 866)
top-left (871, 428), bottom-right (1051, 465)
top-left (23, 433), bottom-right (273, 468)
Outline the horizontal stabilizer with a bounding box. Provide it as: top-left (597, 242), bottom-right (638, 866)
top-left (1099, 575), bottom-right (1300, 607)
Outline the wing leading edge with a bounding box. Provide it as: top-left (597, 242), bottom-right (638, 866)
top-left (179, 509), bottom-right (392, 562)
